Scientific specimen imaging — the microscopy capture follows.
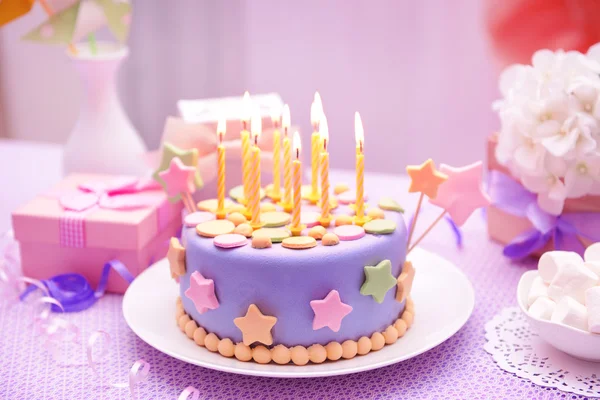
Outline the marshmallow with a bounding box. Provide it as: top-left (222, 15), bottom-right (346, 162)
top-left (584, 242), bottom-right (600, 263)
top-left (548, 262), bottom-right (598, 304)
top-left (585, 261), bottom-right (600, 279)
top-left (527, 276), bottom-right (549, 307)
top-left (528, 296), bottom-right (556, 320)
top-left (585, 286), bottom-right (600, 334)
top-left (538, 251), bottom-right (583, 284)
top-left (551, 296), bottom-right (589, 332)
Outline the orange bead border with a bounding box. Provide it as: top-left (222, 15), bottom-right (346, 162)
top-left (175, 297), bottom-right (415, 365)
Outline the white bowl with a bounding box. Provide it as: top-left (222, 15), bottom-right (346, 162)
top-left (517, 270), bottom-right (600, 362)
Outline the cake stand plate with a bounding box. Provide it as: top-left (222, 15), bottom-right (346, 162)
top-left (123, 247), bottom-right (475, 378)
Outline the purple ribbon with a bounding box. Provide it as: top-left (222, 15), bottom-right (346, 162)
top-left (488, 171), bottom-right (600, 259)
top-left (20, 260), bottom-right (134, 312)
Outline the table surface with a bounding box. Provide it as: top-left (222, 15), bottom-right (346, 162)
top-left (0, 140), bottom-right (572, 400)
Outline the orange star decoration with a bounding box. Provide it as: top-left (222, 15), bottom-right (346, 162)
top-left (234, 304), bottom-right (278, 346)
top-left (167, 237), bottom-right (186, 279)
top-left (396, 261), bottom-right (416, 303)
top-left (406, 159), bottom-right (448, 199)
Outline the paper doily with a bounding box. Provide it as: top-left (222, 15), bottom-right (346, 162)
top-left (484, 307), bottom-right (600, 398)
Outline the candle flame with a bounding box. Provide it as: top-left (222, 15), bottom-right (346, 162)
top-left (293, 131), bottom-right (301, 159)
top-left (282, 104), bottom-right (291, 134)
top-left (217, 118), bottom-right (226, 143)
top-left (320, 114), bottom-right (329, 151)
top-left (310, 99), bottom-right (322, 128)
top-left (354, 111), bottom-right (364, 150)
top-left (242, 91), bottom-right (252, 123)
top-left (251, 109), bottom-right (262, 144)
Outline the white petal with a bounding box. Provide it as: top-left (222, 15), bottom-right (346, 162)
top-left (521, 174), bottom-right (550, 193)
top-left (536, 120), bottom-right (561, 138)
top-left (542, 131), bottom-right (579, 157)
top-left (537, 192), bottom-right (565, 215)
top-left (564, 167), bottom-right (594, 198)
top-left (532, 49), bottom-right (556, 72)
top-left (514, 145), bottom-right (540, 171)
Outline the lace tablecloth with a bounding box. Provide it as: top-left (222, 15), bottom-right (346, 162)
top-left (0, 152), bottom-right (573, 399)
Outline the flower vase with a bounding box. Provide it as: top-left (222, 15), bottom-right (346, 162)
top-left (63, 42), bottom-right (148, 176)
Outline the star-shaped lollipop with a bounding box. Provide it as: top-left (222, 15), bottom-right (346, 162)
top-left (395, 261), bottom-right (416, 303)
top-left (184, 271), bottom-right (219, 314)
top-left (159, 157), bottom-right (196, 198)
top-left (310, 290), bottom-right (353, 332)
top-left (360, 260), bottom-right (397, 304)
top-left (153, 142), bottom-right (203, 200)
top-left (234, 304), bottom-right (278, 346)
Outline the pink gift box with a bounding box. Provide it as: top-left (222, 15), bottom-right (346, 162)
top-left (12, 174), bottom-right (182, 293)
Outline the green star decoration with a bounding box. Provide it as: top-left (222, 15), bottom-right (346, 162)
top-left (153, 142), bottom-right (203, 202)
top-left (360, 260), bottom-right (397, 304)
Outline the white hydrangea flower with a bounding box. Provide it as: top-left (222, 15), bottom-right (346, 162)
top-left (494, 47), bottom-right (600, 215)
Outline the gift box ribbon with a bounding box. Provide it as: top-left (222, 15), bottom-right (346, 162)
top-left (488, 171), bottom-right (600, 259)
top-left (55, 176), bottom-right (162, 248)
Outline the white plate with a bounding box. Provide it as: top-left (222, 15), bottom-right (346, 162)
top-left (123, 247), bottom-right (475, 378)
top-left (517, 270), bottom-right (600, 362)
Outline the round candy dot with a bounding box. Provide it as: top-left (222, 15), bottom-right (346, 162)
top-left (301, 211), bottom-right (320, 228)
top-left (357, 336), bottom-right (372, 355)
top-left (271, 345), bottom-right (291, 365)
top-left (193, 327), bottom-right (207, 346)
top-left (227, 212), bottom-right (247, 226)
top-left (367, 207), bottom-right (385, 220)
top-left (204, 333), bottom-right (219, 352)
top-left (341, 340), bottom-right (358, 359)
top-left (325, 342), bottom-right (343, 361)
top-left (252, 236), bottom-right (272, 249)
top-left (364, 219), bottom-right (397, 234)
top-left (227, 203), bottom-right (246, 213)
top-left (290, 346), bottom-right (309, 366)
top-left (282, 236), bottom-right (317, 250)
top-left (184, 320), bottom-right (197, 338)
top-left (230, 185), bottom-right (266, 203)
top-left (322, 233), bottom-right (340, 246)
top-left (233, 223), bottom-right (253, 238)
top-left (260, 203), bottom-right (277, 213)
top-left (395, 319), bottom-right (408, 337)
top-left (383, 325), bottom-right (399, 344)
top-left (252, 345), bottom-right (272, 364)
top-left (371, 332), bottom-right (385, 351)
top-left (333, 225), bottom-right (366, 241)
top-left (197, 198), bottom-right (234, 213)
top-left (217, 338), bottom-right (235, 357)
top-left (334, 214), bottom-right (353, 226)
top-left (184, 211), bottom-right (215, 227)
top-left (338, 191), bottom-right (368, 204)
top-left (178, 314), bottom-right (191, 331)
top-left (252, 228), bottom-right (291, 243)
top-left (402, 310), bottom-right (414, 327)
top-left (308, 225), bottom-right (327, 240)
top-left (234, 343), bottom-right (252, 361)
top-left (378, 197), bottom-right (404, 212)
top-left (261, 211), bottom-right (291, 227)
top-left (334, 184), bottom-right (350, 195)
top-left (300, 184), bottom-right (314, 200)
top-left (176, 304), bottom-right (185, 319)
top-left (307, 344), bottom-right (327, 364)
top-left (196, 220), bottom-right (235, 238)
top-left (177, 297), bottom-right (183, 307)
top-left (213, 233), bottom-right (248, 249)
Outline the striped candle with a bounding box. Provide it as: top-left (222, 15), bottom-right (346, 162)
top-left (271, 110), bottom-right (281, 200)
top-left (241, 92), bottom-right (252, 204)
top-left (355, 112), bottom-right (365, 221)
top-left (309, 96), bottom-right (322, 201)
top-left (291, 132), bottom-right (302, 229)
top-left (216, 119), bottom-right (226, 219)
top-left (281, 105), bottom-right (293, 211)
top-left (319, 116), bottom-right (330, 222)
top-left (250, 112), bottom-right (262, 227)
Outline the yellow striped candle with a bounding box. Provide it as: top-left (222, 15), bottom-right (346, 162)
top-left (291, 132), bottom-right (302, 230)
top-left (281, 105), bottom-right (293, 212)
top-left (241, 91), bottom-right (252, 204)
top-left (249, 112), bottom-right (262, 227)
top-left (309, 95), bottom-right (322, 202)
top-left (319, 116), bottom-right (330, 225)
top-left (271, 109), bottom-right (282, 201)
top-left (216, 118), bottom-right (226, 219)
top-left (355, 112), bottom-right (365, 223)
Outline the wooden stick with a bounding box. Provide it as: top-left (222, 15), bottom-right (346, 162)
top-left (38, 0), bottom-right (79, 54)
top-left (407, 210), bottom-right (447, 254)
top-left (406, 193), bottom-right (424, 251)
top-left (181, 193), bottom-right (193, 214)
top-left (185, 192), bottom-right (197, 213)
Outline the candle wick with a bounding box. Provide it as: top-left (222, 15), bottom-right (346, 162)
top-left (254, 135), bottom-right (258, 146)
top-left (323, 139), bottom-right (327, 151)
top-left (284, 127), bottom-right (288, 137)
top-left (242, 120), bottom-right (247, 131)
top-left (360, 141), bottom-right (363, 154)
top-left (296, 148), bottom-right (300, 159)
top-left (219, 132), bottom-right (223, 144)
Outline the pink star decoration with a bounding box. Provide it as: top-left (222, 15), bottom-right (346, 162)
top-left (158, 157), bottom-right (196, 198)
top-left (428, 161), bottom-right (491, 226)
top-left (310, 290), bottom-right (353, 332)
top-left (185, 271), bottom-right (219, 314)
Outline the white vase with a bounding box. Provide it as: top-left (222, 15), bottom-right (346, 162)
top-left (63, 42), bottom-right (148, 176)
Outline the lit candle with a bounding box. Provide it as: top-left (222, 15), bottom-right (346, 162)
top-left (270, 108), bottom-right (282, 202)
top-left (279, 104), bottom-right (293, 212)
top-left (319, 115), bottom-right (331, 226)
top-left (309, 92), bottom-right (322, 203)
top-left (249, 111), bottom-right (262, 228)
top-left (354, 112), bottom-right (366, 225)
top-left (216, 118), bottom-right (227, 219)
top-left (289, 131), bottom-right (304, 235)
top-left (240, 91), bottom-right (252, 205)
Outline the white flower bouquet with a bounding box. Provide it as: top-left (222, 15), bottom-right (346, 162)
top-left (494, 45), bottom-right (600, 215)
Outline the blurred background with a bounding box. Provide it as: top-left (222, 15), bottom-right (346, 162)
top-left (1, 0), bottom-right (599, 173)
